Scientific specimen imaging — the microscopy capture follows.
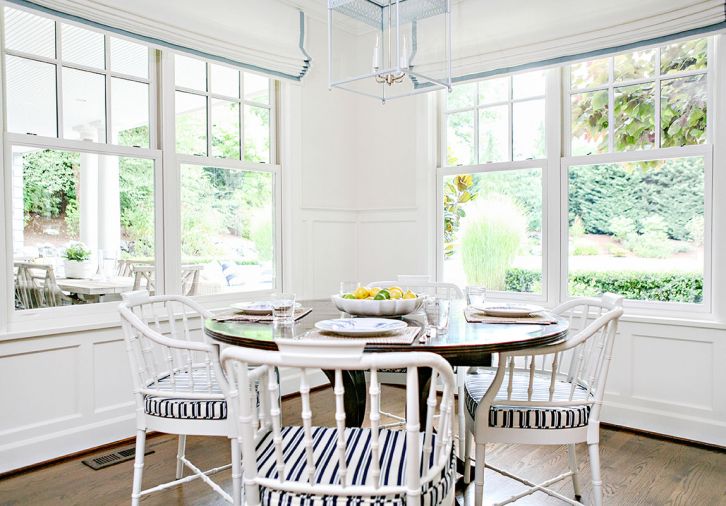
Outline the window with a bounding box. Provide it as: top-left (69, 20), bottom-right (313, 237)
top-left (446, 70), bottom-right (546, 166)
top-left (3, 7), bottom-right (152, 145)
top-left (10, 146), bottom-right (156, 309)
top-left (2, 6), bottom-right (282, 318)
top-left (174, 54), bottom-right (273, 162)
top-left (440, 37), bottom-right (713, 309)
top-left (180, 165), bottom-right (275, 294)
top-left (565, 39), bottom-right (709, 306)
top-left (442, 70), bottom-right (547, 296)
top-left (569, 39), bottom-right (707, 155)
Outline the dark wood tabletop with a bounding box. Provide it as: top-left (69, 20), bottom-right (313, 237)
top-left (205, 298), bottom-right (569, 367)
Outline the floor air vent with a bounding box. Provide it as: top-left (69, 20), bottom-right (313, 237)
top-left (82, 446), bottom-right (154, 470)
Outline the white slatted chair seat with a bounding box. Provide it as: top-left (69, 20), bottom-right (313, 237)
top-left (144, 369), bottom-right (227, 420)
top-left (255, 426), bottom-right (456, 506)
top-left (464, 369), bottom-right (593, 429)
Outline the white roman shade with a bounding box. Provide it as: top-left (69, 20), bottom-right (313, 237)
top-left (13, 0), bottom-right (311, 80)
top-left (417, 0), bottom-right (726, 82)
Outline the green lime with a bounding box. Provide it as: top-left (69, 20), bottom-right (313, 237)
top-left (374, 289), bottom-right (390, 300)
top-left (342, 293), bottom-right (356, 299)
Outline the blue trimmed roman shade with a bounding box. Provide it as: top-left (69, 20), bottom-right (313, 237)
top-left (8, 0), bottom-right (311, 80)
top-left (414, 0), bottom-right (726, 83)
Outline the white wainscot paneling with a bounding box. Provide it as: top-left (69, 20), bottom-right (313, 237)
top-left (357, 216), bottom-right (423, 282)
top-left (310, 219), bottom-right (357, 297)
top-left (631, 334), bottom-right (713, 410)
top-left (0, 345), bottom-right (81, 433)
top-left (602, 319), bottom-right (726, 446)
top-left (0, 327), bottom-right (136, 474)
top-left (93, 339), bottom-right (133, 414)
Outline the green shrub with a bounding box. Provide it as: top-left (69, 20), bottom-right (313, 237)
top-left (686, 215), bottom-right (704, 246)
top-left (609, 216), bottom-right (635, 241)
top-left (572, 239), bottom-right (598, 256)
top-left (250, 211), bottom-right (273, 262)
top-left (608, 245), bottom-right (629, 257)
top-left (504, 268), bottom-right (702, 303)
top-left (461, 195), bottom-right (526, 290)
top-left (504, 268), bottom-right (542, 293)
top-left (570, 216), bottom-right (585, 239)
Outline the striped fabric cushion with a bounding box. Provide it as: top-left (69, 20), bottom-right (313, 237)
top-left (255, 426), bottom-right (455, 506)
top-left (143, 369), bottom-right (227, 420)
top-left (464, 369), bottom-right (593, 430)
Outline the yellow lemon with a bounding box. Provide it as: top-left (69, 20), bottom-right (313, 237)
top-left (388, 287), bottom-right (403, 299)
top-left (353, 286), bottom-right (369, 299)
top-left (369, 287), bottom-right (381, 297)
top-left (403, 290), bottom-right (417, 299)
top-left (388, 285), bottom-right (403, 294)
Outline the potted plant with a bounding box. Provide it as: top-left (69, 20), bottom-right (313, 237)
top-left (63, 242), bottom-right (94, 279)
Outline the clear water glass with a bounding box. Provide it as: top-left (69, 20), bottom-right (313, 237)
top-left (466, 286), bottom-right (487, 307)
top-left (339, 281), bottom-right (358, 295)
top-left (424, 296), bottom-right (451, 333)
top-left (271, 293), bottom-right (296, 324)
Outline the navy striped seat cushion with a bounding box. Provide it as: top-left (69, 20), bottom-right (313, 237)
top-left (255, 426), bottom-right (455, 506)
top-left (144, 369), bottom-right (227, 420)
top-left (465, 369), bottom-right (593, 430)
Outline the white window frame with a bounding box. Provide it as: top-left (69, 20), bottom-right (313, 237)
top-left (173, 54), bottom-right (276, 163)
top-left (0, 3), bottom-right (284, 334)
top-left (437, 68), bottom-right (559, 305)
top-left (437, 34), bottom-right (719, 318)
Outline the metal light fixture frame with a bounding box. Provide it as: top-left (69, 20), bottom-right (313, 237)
top-left (328, 0), bottom-right (452, 103)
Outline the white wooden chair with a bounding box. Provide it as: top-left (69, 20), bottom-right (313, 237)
top-left (14, 262), bottom-right (76, 309)
top-left (221, 340), bottom-right (458, 506)
top-left (131, 264), bottom-right (202, 296)
top-left (365, 279), bottom-right (468, 459)
top-left (462, 293), bottom-right (624, 506)
top-left (119, 290), bottom-right (235, 505)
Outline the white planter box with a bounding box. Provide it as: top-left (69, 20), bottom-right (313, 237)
top-left (63, 259), bottom-right (94, 279)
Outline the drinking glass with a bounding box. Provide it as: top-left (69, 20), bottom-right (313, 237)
top-left (424, 296), bottom-right (451, 334)
top-left (339, 281), bottom-right (358, 295)
top-left (466, 286), bottom-right (487, 307)
top-left (271, 293), bottom-right (296, 324)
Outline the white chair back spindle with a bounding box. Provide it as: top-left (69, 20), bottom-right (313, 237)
top-left (482, 294), bottom-right (623, 419)
top-left (221, 341), bottom-right (457, 506)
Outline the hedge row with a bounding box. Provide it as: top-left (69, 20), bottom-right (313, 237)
top-left (504, 268), bottom-right (703, 303)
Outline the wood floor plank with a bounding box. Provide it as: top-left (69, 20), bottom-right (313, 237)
top-left (1, 386), bottom-right (725, 505)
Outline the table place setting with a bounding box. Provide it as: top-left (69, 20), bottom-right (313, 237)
top-left (463, 285), bottom-right (557, 324)
top-left (213, 294), bottom-right (312, 323)
top-left (303, 317), bottom-right (421, 344)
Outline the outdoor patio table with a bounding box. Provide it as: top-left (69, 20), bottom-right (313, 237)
top-left (56, 276), bottom-right (135, 302)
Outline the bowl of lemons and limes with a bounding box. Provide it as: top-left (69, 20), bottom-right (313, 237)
top-left (332, 285), bottom-right (424, 316)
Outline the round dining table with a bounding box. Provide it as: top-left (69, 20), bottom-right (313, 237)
top-left (205, 298), bottom-right (569, 427)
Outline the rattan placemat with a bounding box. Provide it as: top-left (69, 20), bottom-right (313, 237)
top-left (464, 307), bottom-right (557, 324)
top-left (213, 307), bottom-right (313, 323)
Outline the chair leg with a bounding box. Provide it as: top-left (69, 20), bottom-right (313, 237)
top-left (176, 435), bottom-right (187, 479)
top-left (457, 385), bottom-right (466, 461)
top-left (463, 431), bottom-right (472, 484)
top-left (568, 443), bottom-right (582, 502)
top-left (474, 442), bottom-right (486, 506)
top-left (588, 443), bottom-right (603, 506)
top-left (231, 438), bottom-right (242, 506)
top-left (131, 429), bottom-right (146, 506)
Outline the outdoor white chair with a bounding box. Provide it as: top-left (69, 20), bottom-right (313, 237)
top-left (119, 290), bottom-right (235, 505)
top-left (463, 293), bottom-right (624, 506)
top-left (221, 340), bottom-right (458, 506)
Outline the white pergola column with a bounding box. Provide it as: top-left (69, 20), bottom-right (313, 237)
top-left (98, 155), bottom-right (120, 259)
top-left (11, 151), bottom-right (25, 254)
top-left (79, 151), bottom-right (99, 252)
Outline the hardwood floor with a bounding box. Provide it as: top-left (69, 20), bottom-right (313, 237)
top-left (1, 386), bottom-right (725, 506)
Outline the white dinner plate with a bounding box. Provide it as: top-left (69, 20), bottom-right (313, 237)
top-left (230, 301), bottom-right (301, 315)
top-left (315, 318), bottom-right (407, 337)
top-left (471, 303), bottom-right (545, 317)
